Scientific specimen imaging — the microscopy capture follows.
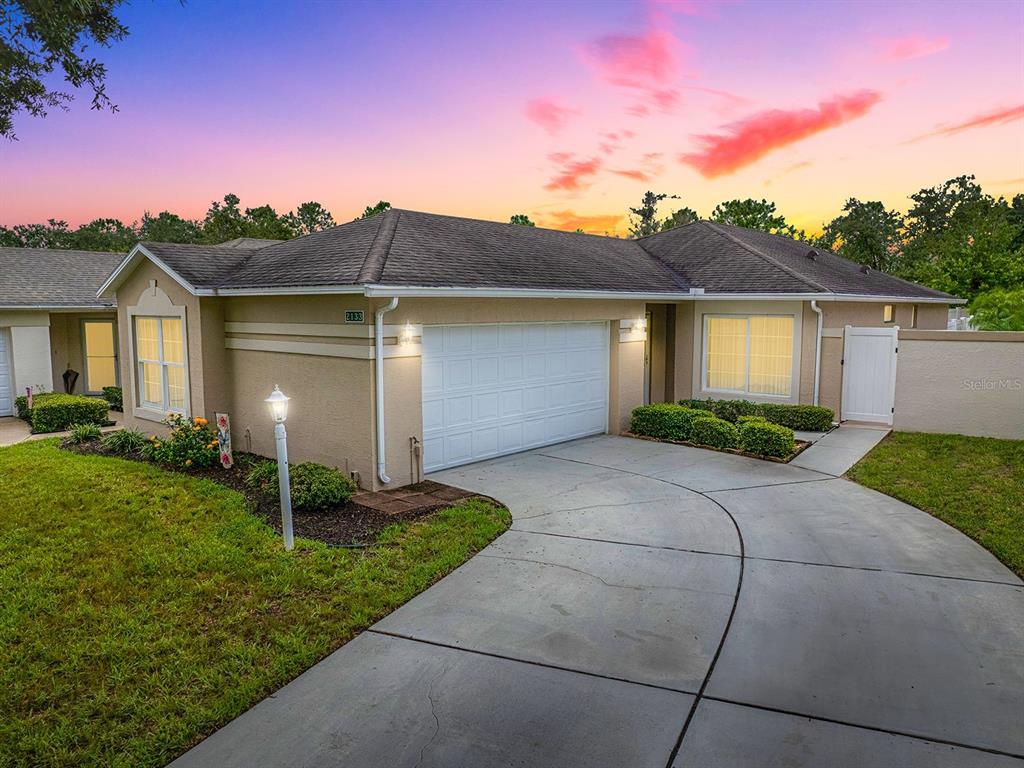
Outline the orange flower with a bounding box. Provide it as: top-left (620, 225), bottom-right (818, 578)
top-left (185, 459), bottom-right (192, 466)
top-left (195, 417), bottom-right (208, 426)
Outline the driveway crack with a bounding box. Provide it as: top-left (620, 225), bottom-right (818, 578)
top-left (415, 663), bottom-right (448, 768)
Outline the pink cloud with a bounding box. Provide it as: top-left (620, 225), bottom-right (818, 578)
top-left (679, 90), bottom-right (883, 178)
top-left (922, 103), bottom-right (1024, 138)
top-left (525, 98), bottom-right (579, 135)
top-left (626, 104), bottom-right (651, 118)
top-left (583, 28), bottom-right (679, 89)
top-left (611, 169), bottom-right (652, 181)
top-left (544, 155), bottom-right (603, 192)
top-left (877, 34), bottom-right (950, 62)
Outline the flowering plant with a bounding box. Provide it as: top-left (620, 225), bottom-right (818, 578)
top-left (143, 413), bottom-right (219, 469)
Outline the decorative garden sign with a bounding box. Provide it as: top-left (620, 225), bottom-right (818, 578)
top-left (216, 413), bottom-right (233, 468)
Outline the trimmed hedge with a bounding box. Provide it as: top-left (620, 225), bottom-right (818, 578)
top-left (690, 415), bottom-right (739, 450)
top-left (630, 404), bottom-right (712, 441)
top-left (678, 398), bottom-right (834, 432)
top-left (738, 419), bottom-right (795, 458)
top-left (16, 392), bottom-right (109, 433)
top-left (101, 386), bottom-right (123, 411)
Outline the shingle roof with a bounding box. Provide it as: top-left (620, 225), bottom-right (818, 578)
top-left (216, 237), bottom-right (284, 249)
top-left (117, 209), bottom-right (956, 301)
top-left (0, 247), bottom-right (122, 307)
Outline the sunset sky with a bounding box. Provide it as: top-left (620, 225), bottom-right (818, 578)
top-left (1, 0), bottom-right (1022, 235)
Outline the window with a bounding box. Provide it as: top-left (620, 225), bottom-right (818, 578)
top-left (911, 305), bottom-right (918, 328)
top-left (704, 315), bottom-right (794, 398)
top-left (883, 304), bottom-right (894, 323)
top-left (82, 320), bottom-right (118, 393)
top-left (134, 316), bottom-right (186, 412)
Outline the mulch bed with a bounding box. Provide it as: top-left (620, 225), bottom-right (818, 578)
top-left (626, 432), bottom-right (812, 463)
top-left (62, 442), bottom-right (478, 547)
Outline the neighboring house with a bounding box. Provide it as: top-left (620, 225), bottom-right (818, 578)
top-left (0, 248), bottom-right (125, 415)
top-left (97, 210), bottom-right (960, 489)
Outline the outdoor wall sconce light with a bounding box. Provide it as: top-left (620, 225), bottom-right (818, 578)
top-left (265, 385), bottom-right (294, 551)
top-left (633, 317), bottom-right (648, 333)
top-left (399, 322), bottom-right (416, 346)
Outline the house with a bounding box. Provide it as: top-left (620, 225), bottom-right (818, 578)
top-left (96, 210), bottom-right (959, 489)
top-left (0, 247), bottom-right (125, 415)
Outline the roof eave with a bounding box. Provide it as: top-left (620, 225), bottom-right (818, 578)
top-left (97, 243), bottom-right (205, 298)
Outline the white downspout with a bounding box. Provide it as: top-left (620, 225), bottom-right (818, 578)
top-left (810, 300), bottom-right (823, 406)
top-left (375, 297), bottom-right (399, 484)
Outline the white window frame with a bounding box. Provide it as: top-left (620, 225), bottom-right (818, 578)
top-left (134, 316), bottom-right (186, 413)
top-left (701, 313), bottom-right (798, 401)
top-left (126, 282), bottom-right (190, 422)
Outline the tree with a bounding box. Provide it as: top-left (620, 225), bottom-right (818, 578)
top-left (905, 175), bottom-right (985, 241)
top-left (710, 198), bottom-right (794, 235)
top-left (138, 211), bottom-right (202, 243)
top-left (360, 201), bottom-right (391, 219)
top-left (285, 201), bottom-right (336, 236)
top-left (660, 207), bottom-right (699, 232)
top-left (1, 219), bottom-right (73, 248)
top-left (509, 214), bottom-right (535, 226)
top-left (1, 0), bottom-right (130, 139)
top-left (201, 194), bottom-right (247, 244)
top-left (70, 217), bottom-right (136, 252)
top-left (242, 204), bottom-right (295, 240)
top-left (817, 199), bottom-right (905, 273)
top-left (969, 288), bottom-right (1024, 331)
top-left (628, 191), bottom-right (678, 238)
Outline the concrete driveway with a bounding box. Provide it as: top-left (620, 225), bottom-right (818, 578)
top-left (173, 436), bottom-right (1024, 767)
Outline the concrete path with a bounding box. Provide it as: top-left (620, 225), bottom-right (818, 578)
top-left (0, 412), bottom-right (122, 447)
top-left (171, 435), bottom-right (1024, 768)
top-left (790, 424), bottom-right (889, 475)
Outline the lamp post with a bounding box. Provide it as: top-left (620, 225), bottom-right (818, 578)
top-left (265, 385), bottom-right (294, 551)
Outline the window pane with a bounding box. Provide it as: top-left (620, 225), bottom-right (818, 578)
top-left (706, 317), bottom-right (747, 391)
top-left (749, 316), bottom-right (793, 396)
top-left (162, 318), bottom-right (184, 364)
top-left (84, 321), bottom-right (115, 356)
top-left (141, 362), bottom-right (163, 404)
top-left (167, 365), bottom-right (186, 411)
top-left (136, 318), bottom-right (159, 360)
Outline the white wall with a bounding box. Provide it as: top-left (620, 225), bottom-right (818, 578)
top-left (10, 325), bottom-right (54, 396)
top-left (893, 330), bottom-right (1024, 440)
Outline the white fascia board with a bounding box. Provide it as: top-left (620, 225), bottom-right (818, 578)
top-left (96, 244), bottom-right (203, 298)
top-left (689, 292), bottom-right (962, 305)
top-left (362, 284), bottom-right (690, 300)
top-left (0, 304), bottom-right (116, 311)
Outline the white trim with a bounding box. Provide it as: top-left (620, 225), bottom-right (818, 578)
top-left (125, 283), bottom-right (191, 421)
top-left (224, 337), bottom-right (421, 359)
top-left (98, 245), bottom-right (202, 298)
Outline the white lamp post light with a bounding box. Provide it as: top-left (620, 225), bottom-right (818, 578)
top-left (265, 385), bottom-right (294, 551)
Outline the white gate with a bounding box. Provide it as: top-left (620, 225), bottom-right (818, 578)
top-left (841, 326), bottom-right (899, 425)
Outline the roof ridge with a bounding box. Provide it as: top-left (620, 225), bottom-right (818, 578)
top-left (701, 221), bottom-right (832, 293)
top-left (357, 208), bottom-right (401, 284)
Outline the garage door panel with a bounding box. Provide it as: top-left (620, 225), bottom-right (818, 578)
top-left (422, 322), bottom-right (609, 472)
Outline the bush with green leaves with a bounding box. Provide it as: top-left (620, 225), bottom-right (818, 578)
top-left (145, 414), bottom-right (219, 469)
top-left (630, 403), bottom-right (712, 441)
top-left (101, 386), bottom-right (123, 411)
top-left (66, 422), bottom-right (102, 444)
top-left (246, 459), bottom-right (356, 511)
top-left (678, 398), bottom-right (833, 432)
top-left (17, 393), bottom-right (109, 433)
top-left (737, 419), bottom-right (795, 458)
top-left (690, 415), bottom-right (739, 450)
top-left (100, 427), bottom-right (147, 456)
top-left (969, 288), bottom-right (1024, 331)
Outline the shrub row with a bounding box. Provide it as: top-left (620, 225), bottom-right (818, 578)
top-left (15, 392), bottom-right (110, 433)
top-left (677, 398), bottom-right (834, 432)
top-left (101, 386), bottom-right (123, 411)
top-left (246, 459), bottom-right (357, 511)
top-left (631, 404), bottom-right (797, 458)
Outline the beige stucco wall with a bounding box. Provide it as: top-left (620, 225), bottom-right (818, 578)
top-left (893, 330), bottom-right (1023, 439)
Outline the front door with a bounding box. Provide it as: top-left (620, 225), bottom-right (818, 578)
top-left (841, 326), bottom-right (898, 424)
top-left (82, 320), bottom-right (119, 394)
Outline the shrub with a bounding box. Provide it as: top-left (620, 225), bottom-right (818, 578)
top-left (15, 391), bottom-right (58, 420)
top-left (101, 386), bottom-right (123, 411)
top-left (755, 403), bottom-right (834, 432)
top-left (630, 403), bottom-right (712, 441)
top-left (690, 415), bottom-right (739, 450)
top-left (146, 414), bottom-right (219, 469)
top-left (101, 427), bottom-right (148, 456)
top-left (66, 422), bottom-right (102, 444)
top-left (26, 393), bottom-right (109, 433)
top-left (738, 419), bottom-right (795, 458)
top-left (247, 459), bottom-right (356, 511)
top-left (678, 398), bottom-right (834, 432)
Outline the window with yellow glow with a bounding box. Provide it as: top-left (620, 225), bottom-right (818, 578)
top-left (883, 304), bottom-right (894, 323)
top-left (134, 316), bottom-right (186, 412)
top-left (82, 320), bottom-right (118, 393)
top-left (704, 315), bottom-right (794, 398)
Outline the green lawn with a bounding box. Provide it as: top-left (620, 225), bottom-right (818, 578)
top-left (0, 440), bottom-right (509, 768)
top-left (848, 431), bottom-right (1024, 578)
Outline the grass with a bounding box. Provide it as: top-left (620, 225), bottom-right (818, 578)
top-left (0, 440), bottom-right (510, 768)
top-left (848, 431), bottom-right (1024, 578)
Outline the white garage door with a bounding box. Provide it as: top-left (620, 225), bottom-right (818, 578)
top-left (422, 322), bottom-right (609, 472)
top-left (0, 329), bottom-right (13, 416)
